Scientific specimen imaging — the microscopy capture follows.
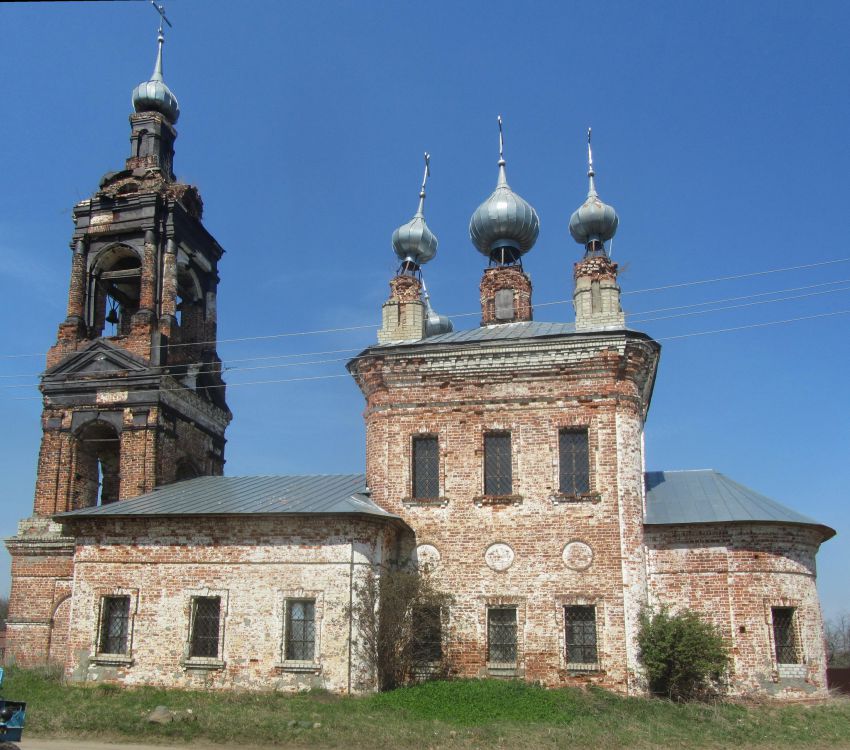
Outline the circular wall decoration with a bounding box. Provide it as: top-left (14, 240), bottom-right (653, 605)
top-left (562, 541), bottom-right (593, 571)
top-left (415, 543), bottom-right (441, 571)
top-left (484, 543), bottom-right (515, 571)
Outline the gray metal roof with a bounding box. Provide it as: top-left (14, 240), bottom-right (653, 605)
top-left (56, 474), bottom-right (402, 522)
top-left (373, 320), bottom-right (582, 348)
top-left (645, 470), bottom-right (834, 538)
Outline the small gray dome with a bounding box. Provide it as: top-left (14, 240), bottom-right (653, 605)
top-left (469, 161), bottom-right (539, 263)
top-left (569, 188), bottom-right (618, 246)
top-left (392, 194), bottom-right (438, 267)
top-left (132, 31), bottom-right (180, 124)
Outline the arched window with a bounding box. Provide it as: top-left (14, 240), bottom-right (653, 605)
top-left (176, 267), bottom-right (204, 341)
top-left (73, 421), bottom-right (121, 508)
top-left (175, 458), bottom-right (200, 482)
top-left (88, 245), bottom-right (141, 338)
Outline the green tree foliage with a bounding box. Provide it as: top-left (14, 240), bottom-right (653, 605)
top-left (638, 607), bottom-right (729, 701)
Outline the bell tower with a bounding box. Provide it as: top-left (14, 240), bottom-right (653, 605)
top-left (5, 22), bottom-right (232, 666)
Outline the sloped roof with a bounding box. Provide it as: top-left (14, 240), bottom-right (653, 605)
top-left (644, 469), bottom-right (834, 538)
top-left (56, 474), bottom-right (401, 523)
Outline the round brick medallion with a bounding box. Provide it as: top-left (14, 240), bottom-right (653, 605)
top-left (415, 543), bottom-right (441, 571)
top-left (562, 541), bottom-right (593, 570)
top-left (484, 543), bottom-right (515, 571)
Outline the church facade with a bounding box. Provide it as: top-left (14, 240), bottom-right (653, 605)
top-left (5, 29), bottom-right (834, 699)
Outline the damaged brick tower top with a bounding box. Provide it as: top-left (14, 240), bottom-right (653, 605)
top-left (5, 24), bottom-right (231, 666)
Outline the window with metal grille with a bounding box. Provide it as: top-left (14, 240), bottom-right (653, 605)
top-left (412, 605), bottom-right (443, 663)
top-left (189, 596), bottom-right (221, 658)
top-left (484, 432), bottom-right (512, 496)
top-left (565, 605), bottom-right (598, 665)
top-left (412, 435), bottom-right (439, 499)
top-left (559, 429), bottom-right (590, 495)
top-left (772, 607), bottom-right (799, 664)
top-left (487, 607), bottom-right (517, 663)
top-left (285, 599), bottom-right (316, 661)
top-left (98, 596), bottom-right (130, 654)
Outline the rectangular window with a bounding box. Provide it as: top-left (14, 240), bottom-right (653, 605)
top-left (484, 432), bottom-right (512, 496)
top-left (189, 596), bottom-right (221, 658)
top-left (412, 605), bottom-right (443, 663)
top-left (98, 596), bottom-right (130, 654)
top-left (412, 435), bottom-right (439, 499)
top-left (559, 429), bottom-right (590, 495)
top-left (487, 607), bottom-right (517, 664)
top-left (565, 605), bottom-right (598, 665)
top-left (772, 607), bottom-right (799, 664)
top-left (285, 599), bottom-right (316, 661)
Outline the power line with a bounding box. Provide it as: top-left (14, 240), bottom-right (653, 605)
top-left (1, 256), bottom-right (847, 361)
top-left (8, 308), bottom-right (849, 401)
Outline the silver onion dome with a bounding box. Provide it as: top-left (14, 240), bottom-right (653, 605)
top-left (569, 129), bottom-right (618, 250)
top-left (469, 117), bottom-right (539, 264)
top-left (132, 29), bottom-right (180, 124)
top-left (392, 154), bottom-right (438, 269)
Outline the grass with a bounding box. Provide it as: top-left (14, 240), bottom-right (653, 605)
top-left (4, 667), bottom-right (850, 749)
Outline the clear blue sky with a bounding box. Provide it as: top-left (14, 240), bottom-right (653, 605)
top-left (1, 1), bottom-right (847, 621)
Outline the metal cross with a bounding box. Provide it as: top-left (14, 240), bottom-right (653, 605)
top-left (420, 152), bottom-right (431, 195)
top-left (151, 1), bottom-right (173, 31)
top-left (587, 127), bottom-right (594, 174)
top-left (498, 115), bottom-right (505, 161)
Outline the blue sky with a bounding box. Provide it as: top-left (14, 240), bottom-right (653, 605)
top-left (1, 0), bottom-right (847, 621)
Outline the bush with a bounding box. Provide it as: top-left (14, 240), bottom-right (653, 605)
top-left (637, 607), bottom-right (729, 701)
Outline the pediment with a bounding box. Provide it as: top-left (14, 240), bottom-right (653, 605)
top-left (44, 340), bottom-right (150, 378)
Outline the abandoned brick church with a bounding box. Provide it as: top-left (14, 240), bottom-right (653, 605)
top-left (5, 27), bottom-right (835, 699)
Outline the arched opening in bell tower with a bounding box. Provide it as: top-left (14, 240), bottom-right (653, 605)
top-left (72, 421), bottom-right (121, 509)
top-left (88, 245), bottom-right (141, 338)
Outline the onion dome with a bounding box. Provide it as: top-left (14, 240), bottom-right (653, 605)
top-left (469, 116), bottom-right (539, 265)
top-left (132, 28), bottom-right (180, 124)
top-left (569, 128), bottom-right (618, 252)
top-left (392, 153), bottom-right (438, 270)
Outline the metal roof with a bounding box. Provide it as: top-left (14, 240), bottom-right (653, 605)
top-left (645, 470), bottom-right (834, 538)
top-left (56, 474), bottom-right (402, 522)
top-left (373, 320), bottom-right (585, 348)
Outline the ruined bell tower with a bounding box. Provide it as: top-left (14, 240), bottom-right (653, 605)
top-left (5, 25), bottom-right (231, 666)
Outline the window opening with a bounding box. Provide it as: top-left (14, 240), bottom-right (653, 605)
top-left (487, 607), bottom-right (517, 663)
top-left (285, 600), bottom-right (315, 661)
top-left (565, 605), bottom-right (598, 665)
top-left (559, 429), bottom-right (590, 495)
top-left (89, 249), bottom-right (141, 337)
top-left (189, 597), bottom-right (221, 658)
top-left (772, 607), bottom-right (799, 664)
top-left (412, 605), bottom-right (443, 663)
top-left (412, 435), bottom-right (439, 499)
top-left (98, 596), bottom-right (131, 654)
top-left (74, 421), bottom-right (121, 508)
top-left (484, 432), bottom-right (512, 496)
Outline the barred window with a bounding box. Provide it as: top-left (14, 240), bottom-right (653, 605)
top-left (412, 435), bottom-right (439, 499)
top-left (189, 596), bottom-right (221, 658)
top-left (98, 596), bottom-right (130, 654)
top-left (772, 607), bottom-right (799, 664)
top-left (565, 605), bottom-right (598, 665)
top-left (559, 429), bottom-right (590, 495)
top-left (484, 432), bottom-right (512, 496)
top-left (412, 605), bottom-right (443, 663)
top-left (285, 599), bottom-right (316, 661)
top-left (487, 607), bottom-right (517, 664)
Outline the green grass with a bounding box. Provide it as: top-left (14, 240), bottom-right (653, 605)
top-left (4, 667), bottom-right (850, 749)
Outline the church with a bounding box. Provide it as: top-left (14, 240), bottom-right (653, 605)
top-left (5, 24), bottom-right (835, 700)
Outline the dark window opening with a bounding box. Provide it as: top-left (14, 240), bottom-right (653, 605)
top-left (559, 429), bottom-right (590, 495)
top-left (772, 607), bottom-right (799, 664)
top-left (412, 605), bottom-right (443, 663)
top-left (89, 248), bottom-right (141, 338)
top-left (175, 459), bottom-right (200, 482)
top-left (189, 597), bottom-right (221, 658)
top-left (484, 432), bottom-right (512, 496)
top-left (565, 605), bottom-right (598, 665)
top-left (98, 596), bottom-right (131, 654)
top-left (487, 607), bottom-right (517, 664)
top-left (73, 421), bottom-right (121, 509)
top-left (285, 600), bottom-right (315, 661)
top-left (412, 435), bottom-right (439, 499)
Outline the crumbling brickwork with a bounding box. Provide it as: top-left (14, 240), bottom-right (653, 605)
top-left (479, 266), bottom-right (532, 325)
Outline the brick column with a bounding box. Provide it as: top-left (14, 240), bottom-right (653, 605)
top-left (377, 275), bottom-right (425, 344)
top-left (479, 266), bottom-right (532, 326)
top-left (573, 255), bottom-right (625, 331)
top-left (159, 238), bottom-right (178, 340)
top-left (65, 240), bottom-right (87, 323)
